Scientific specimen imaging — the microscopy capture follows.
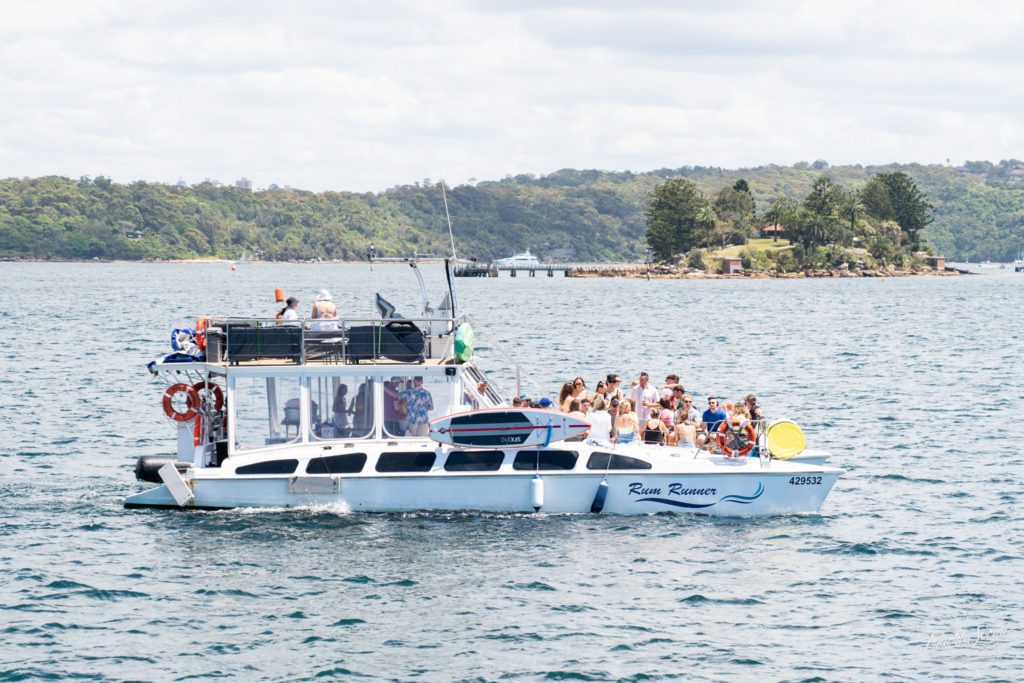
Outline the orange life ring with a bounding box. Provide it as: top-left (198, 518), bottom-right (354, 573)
top-left (163, 383), bottom-right (200, 422)
top-left (189, 380), bottom-right (224, 412)
top-left (717, 420), bottom-right (757, 456)
top-left (195, 316), bottom-right (210, 351)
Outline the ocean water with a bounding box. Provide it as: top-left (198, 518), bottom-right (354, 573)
top-left (1, 262), bottom-right (1021, 681)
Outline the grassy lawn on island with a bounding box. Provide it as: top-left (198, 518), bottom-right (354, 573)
top-left (712, 238), bottom-right (793, 258)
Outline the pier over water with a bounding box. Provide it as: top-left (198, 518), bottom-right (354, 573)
top-left (455, 261), bottom-right (648, 277)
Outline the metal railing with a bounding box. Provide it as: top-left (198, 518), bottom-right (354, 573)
top-left (207, 316), bottom-right (457, 366)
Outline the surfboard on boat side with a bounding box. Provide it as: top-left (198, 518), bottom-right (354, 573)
top-left (429, 408), bottom-right (590, 449)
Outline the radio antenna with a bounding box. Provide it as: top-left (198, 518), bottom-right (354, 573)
top-left (440, 179), bottom-right (457, 261)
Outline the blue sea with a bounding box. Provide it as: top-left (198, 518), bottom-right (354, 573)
top-left (1, 262), bottom-right (1021, 681)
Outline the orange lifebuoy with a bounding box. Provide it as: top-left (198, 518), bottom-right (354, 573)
top-left (717, 420), bottom-right (757, 456)
top-left (189, 380), bottom-right (224, 412)
top-left (195, 316), bottom-right (210, 351)
top-left (163, 383), bottom-right (200, 422)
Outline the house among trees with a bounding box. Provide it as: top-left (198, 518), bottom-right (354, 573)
top-left (760, 224), bottom-right (786, 238)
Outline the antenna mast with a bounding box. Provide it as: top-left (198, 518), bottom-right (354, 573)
top-left (440, 180), bottom-right (457, 261)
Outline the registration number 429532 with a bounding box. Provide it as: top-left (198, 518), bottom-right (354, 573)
top-left (788, 476), bottom-right (822, 485)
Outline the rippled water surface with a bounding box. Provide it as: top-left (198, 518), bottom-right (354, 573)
top-left (1, 263), bottom-right (1022, 681)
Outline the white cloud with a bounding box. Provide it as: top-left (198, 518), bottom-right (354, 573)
top-left (0, 0), bottom-right (1021, 191)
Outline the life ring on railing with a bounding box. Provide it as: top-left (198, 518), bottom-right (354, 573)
top-left (189, 380), bottom-right (223, 412)
top-left (717, 420), bottom-right (757, 457)
top-left (195, 316), bottom-right (210, 351)
top-left (163, 383), bottom-right (200, 422)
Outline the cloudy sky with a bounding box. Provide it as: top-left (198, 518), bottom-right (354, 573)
top-left (1, 0), bottom-right (1021, 191)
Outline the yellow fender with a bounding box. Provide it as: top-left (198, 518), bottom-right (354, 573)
top-left (765, 420), bottom-right (806, 459)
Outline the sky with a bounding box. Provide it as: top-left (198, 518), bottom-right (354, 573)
top-left (1, 0), bottom-right (1022, 192)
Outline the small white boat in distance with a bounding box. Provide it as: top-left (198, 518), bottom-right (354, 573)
top-left (493, 249), bottom-right (541, 267)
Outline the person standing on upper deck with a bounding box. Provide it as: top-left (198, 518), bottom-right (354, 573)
top-left (630, 372), bottom-right (660, 422)
top-left (310, 289), bottom-right (338, 330)
top-left (400, 376), bottom-right (434, 437)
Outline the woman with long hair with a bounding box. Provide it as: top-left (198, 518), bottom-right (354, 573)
top-left (570, 376), bottom-right (588, 402)
top-left (615, 399), bottom-right (639, 444)
top-left (558, 382), bottom-right (575, 413)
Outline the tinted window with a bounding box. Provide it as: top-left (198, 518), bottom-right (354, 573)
top-left (236, 459), bottom-right (299, 475)
top-left (586, 452), bottom-right (652, 470)
top-left (512, 450), bottom-right (578, 471)
top-left (444, 451), bottom-right (504, 472)
top-left (306, 453), bottom-right (367, 474)
top-left (375, 451), bottom-right (436, 473)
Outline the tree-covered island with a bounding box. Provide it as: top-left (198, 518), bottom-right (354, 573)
top-left (1, 160), bottom-right (1022, 265)
top-left (643, 171), bottom-right (941, 275)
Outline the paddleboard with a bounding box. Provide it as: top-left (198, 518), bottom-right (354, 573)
top-left (429, 408), bottom-right (590, 449)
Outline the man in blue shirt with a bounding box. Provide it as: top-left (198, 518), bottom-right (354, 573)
top-left (701, 397), bottom-right (728, 439)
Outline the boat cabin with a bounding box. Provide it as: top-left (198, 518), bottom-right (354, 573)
top-left (157, 313), bottom-right (505, 467)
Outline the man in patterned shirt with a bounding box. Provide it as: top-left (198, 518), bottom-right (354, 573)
top-left (400, 376), bottom-right (435, 437)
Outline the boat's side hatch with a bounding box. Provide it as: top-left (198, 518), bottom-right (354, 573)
top-left (288, 477), bottom-right (340, 494)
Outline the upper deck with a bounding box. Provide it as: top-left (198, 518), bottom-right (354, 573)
top-left (201, 315), bottom-right (457, 367)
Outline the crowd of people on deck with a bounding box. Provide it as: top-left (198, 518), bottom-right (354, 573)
top-left (515, 372), bottom-right (764, 449)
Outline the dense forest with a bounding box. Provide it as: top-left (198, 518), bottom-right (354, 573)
top-left (1, 160), bottom-right (1022, 262)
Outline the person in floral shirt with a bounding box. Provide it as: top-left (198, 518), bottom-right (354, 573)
top-left (400, 376), bottom-right (434, 437)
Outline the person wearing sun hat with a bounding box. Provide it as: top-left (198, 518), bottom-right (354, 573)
top-left (310, 289), bottom-right (338, 330)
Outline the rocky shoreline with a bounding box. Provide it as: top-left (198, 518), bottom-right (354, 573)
top-left (569, 264), bottom-right (962, 279)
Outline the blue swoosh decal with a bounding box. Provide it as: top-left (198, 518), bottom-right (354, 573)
top-left (637, 482), bottom-right (764, 509)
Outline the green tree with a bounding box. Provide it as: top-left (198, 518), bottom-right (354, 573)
top-left (804, 175), bottom-right (843, 219)
top-left (762, 196), bottom-right (795, 243)
top-left (861, 175), bottom-right (894, 221)
top-left (876, 172), bottom-right (933, 250)
top-left (696, 203), bottom-right (718, 250)
top-left (838, 189), bottom-right (865, 244)
top-left (713, 185), bottom-right (755, 244)
top-left (644, 179), bottom-right (704, 260)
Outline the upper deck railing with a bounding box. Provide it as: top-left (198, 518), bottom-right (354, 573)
top-left (172, 313), bottom-right (545, 401)
top-left (205, 315), bottom-right (457, 366)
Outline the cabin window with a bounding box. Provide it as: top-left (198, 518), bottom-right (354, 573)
top-left (306, 453), bottom-right (367, 475)
top-left (444, 450), bottom-right (504, 472)
top-left (375, 451), bottom-right (437, 473)
top-left (236, 459), bottom-right (299, 475)
top-left (586, 452), bottom-right (653, 470)
top-left (233, 376), bottom-right (302, 451)
top-left (382, 375), bottom-right (450, 439)
top-left (309, 376), bottom-right (375, 440)
top-left (512, 450), bottom-right (579, 471)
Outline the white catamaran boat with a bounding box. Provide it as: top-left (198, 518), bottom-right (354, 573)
top-left (127, 262), bottom-right (841, 516)
top-left (493, 249), bottom-right (541, 268)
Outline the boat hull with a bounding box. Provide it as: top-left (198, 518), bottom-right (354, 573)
top-left (126, 467), bottom-right (839, 516)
